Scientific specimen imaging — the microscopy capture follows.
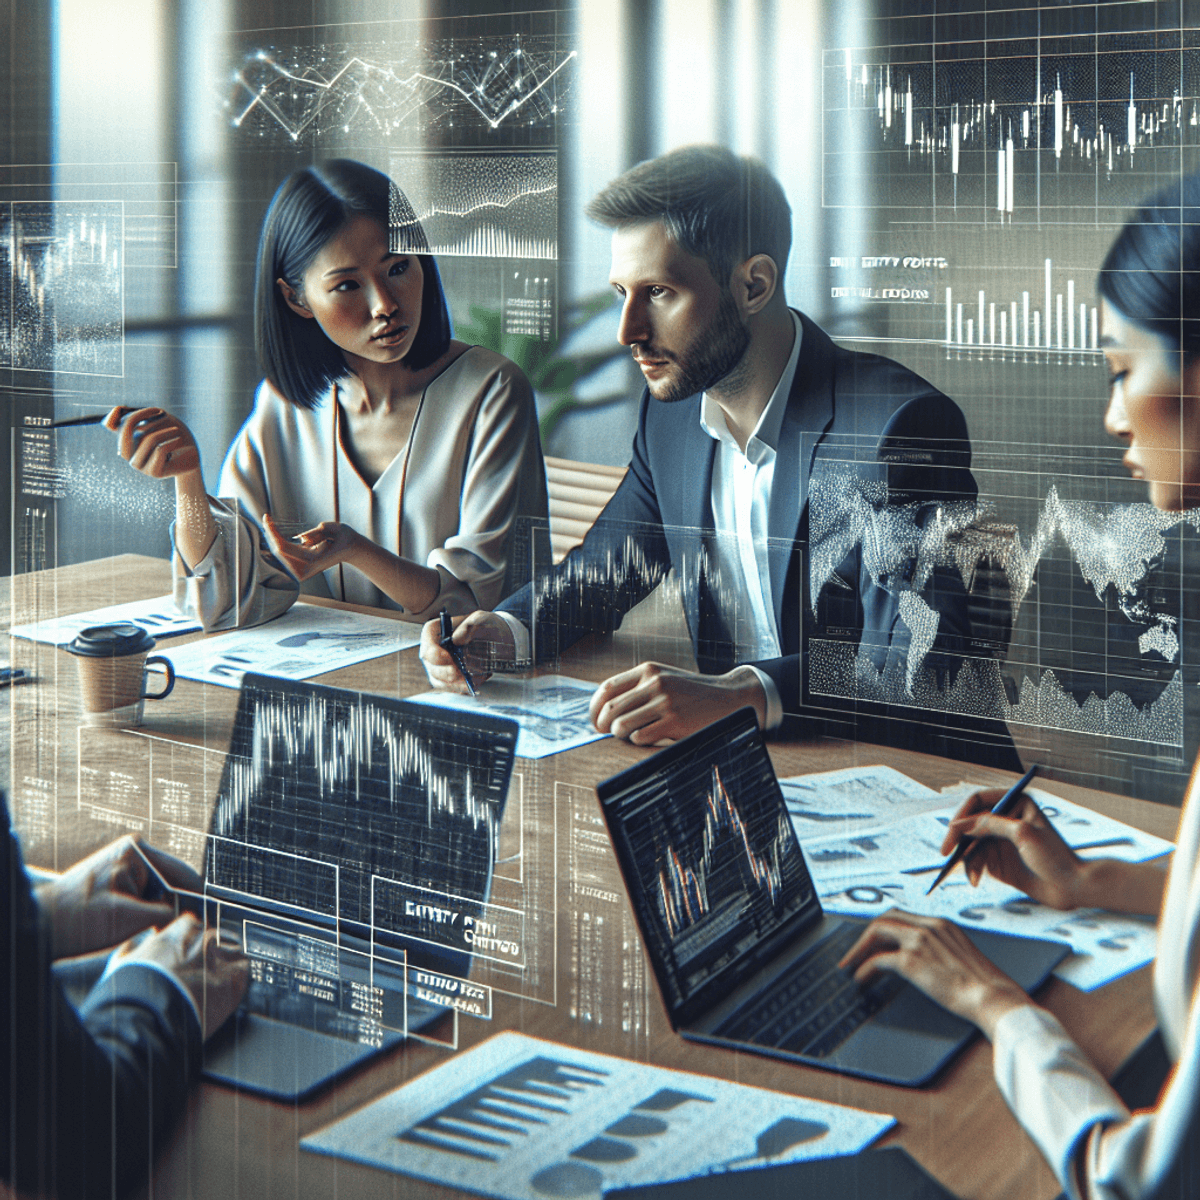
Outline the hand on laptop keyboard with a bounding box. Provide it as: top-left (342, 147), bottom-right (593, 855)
top-left (837, 910), bottom-right (1030, 1040)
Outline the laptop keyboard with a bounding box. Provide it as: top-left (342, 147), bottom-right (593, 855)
top-left (714, 922), bottom-right (905, 1059)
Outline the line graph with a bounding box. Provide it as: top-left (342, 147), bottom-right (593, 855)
top-left (210, 682), bottom-right (510, 932)
top-left (391, 152), bottom-right (556, 260)
top-left (656, 765), bottom-right (787, 938)
top-left (227, 37), bottom-right (575, 141)
top-left (807, 461), bottom-right (1191, 745)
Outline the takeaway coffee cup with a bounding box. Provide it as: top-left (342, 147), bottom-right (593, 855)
top-left (66, 622), bottom-right (175, 727)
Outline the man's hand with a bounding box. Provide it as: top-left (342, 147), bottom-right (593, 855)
top-left (110, 914), bottom-right (249, 1040)
top-left (419, 611), bottom-right (516, 692)
top-left (105, 406), bottom-right (202, 481)
top-left (838, 909), bottom-right (1030, 1041)
top-left (39, 836), bottom-right (203, 960)
top-left (589, 663), bottom-right (766, 745)
top-left (262, 514), bottom-right (363, 583)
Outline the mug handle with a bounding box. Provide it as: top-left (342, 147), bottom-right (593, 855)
top-left (142, 655), bottom-right (175, 700)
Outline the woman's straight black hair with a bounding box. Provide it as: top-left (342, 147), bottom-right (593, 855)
top-left (1098, 172), bottom-right (1200, 361)
top-left (254, 159), bottom-right (452, 410)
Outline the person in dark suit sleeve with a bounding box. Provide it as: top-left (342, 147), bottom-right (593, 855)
top-left (420, 145), bottom-right (1018, 768)
top-left (1, 795), bottom-right (248, 1198)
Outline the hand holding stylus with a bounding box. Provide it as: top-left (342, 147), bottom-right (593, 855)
top-left (931, 765), bottom-right (1105, 910)
top-left (420, 610), bottom-right (514, 694)
top-left (104, 406), bottom-right (203, 480)
top-left (925, 766), bottom-right (1040, 895)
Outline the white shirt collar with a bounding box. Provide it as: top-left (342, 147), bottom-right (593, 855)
top-left (699, 310), bottom-right (802, 462)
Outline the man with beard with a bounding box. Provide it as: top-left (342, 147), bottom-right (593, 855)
top-left (421, 146), bottom-right (1018, 768)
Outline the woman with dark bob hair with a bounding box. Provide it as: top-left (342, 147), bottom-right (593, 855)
top-left (106, 159), bottom-right (548, 628)
top-left (840, 176), bottom-right (1200, 1199)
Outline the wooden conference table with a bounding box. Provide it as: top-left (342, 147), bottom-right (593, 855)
top-left (4, 554), bottom-right (1183, 1200)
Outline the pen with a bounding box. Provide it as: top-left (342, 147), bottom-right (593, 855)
top-left (902, 835), bottom-right (1133, 875)
top-left (49, 407), bottom-right (133, 429)
top-left (925, 764), bottom-right (1039, 895)
top-left (439, 607), bottom-right (478, 697)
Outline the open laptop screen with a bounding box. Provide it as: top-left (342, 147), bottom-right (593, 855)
top-left (206, 674), bottom-right (518, 970)
top-left (597, 708), bottom-right (821, 1026)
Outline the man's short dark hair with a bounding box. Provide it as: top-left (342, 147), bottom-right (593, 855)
top-left (254, 159), bottom-right (452, 410)
top-left (586, 145), bottom-right (792, 287)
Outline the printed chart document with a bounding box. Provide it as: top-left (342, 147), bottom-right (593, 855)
top-left (163, 603), bottom-right (421, 687)
top-left (781, 764), bottom-right (940, 837)
top-left (409, 676), bottom-right (607, 759)
top-left (301, 1032), bottom-right (894, 1199)
top-left (9, 594), bottom-right (201, 645)
top-left (788, 768), bottom-right (1173, 991)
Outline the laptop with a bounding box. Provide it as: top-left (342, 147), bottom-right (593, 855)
top-left (164, 673), bottom-right (519, 1101)
top-left (596, 708), bottom-right (1069, 1087)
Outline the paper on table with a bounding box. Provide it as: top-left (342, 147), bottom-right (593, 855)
top-left (9, 595), bottom-right (202, 645)
top-left (816, 864), bottom-right (1157, 992)
top-left (801, 800), bottom-right (1167, 991)
top-left (301, 1031), bottom-right (894, 1200)
top-left (163, 603), bottom-right (421, 687)
top-left (780, 764), bottom-right (940, 839)
top-left (408, 675), bottom-right (607, 759)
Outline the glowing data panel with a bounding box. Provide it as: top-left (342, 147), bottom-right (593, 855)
top-left (209, 676), bottom-right (517, 953)
top-left (806, 441), bottom-right (1189, 753)
top-left (390, 151), bottom-right (557, 260)
top-left (823, 4), bottom-right (1200, 352)
top-left (227, 36), bottom-right (574, 143)
top-left (3, 201), bottom-right (123, 376)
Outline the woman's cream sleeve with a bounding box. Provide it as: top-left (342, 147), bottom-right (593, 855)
top-left (992, 1001), bottom-right (1200, 1200)
top-left (171, 426), bottom-right (299, 632)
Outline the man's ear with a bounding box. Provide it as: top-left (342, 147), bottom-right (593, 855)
top-left (733, 254), bottom-right (779, 317)
top-left (278, 278), bottom-right (314, 319)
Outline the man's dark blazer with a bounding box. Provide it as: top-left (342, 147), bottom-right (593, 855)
top-left (501, 311), bottom-right (1019, 768)
top-left (1, 798), bottom-right (201, 1198)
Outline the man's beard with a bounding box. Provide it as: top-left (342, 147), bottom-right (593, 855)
top-left (640, 289), bottom-right (751, 403)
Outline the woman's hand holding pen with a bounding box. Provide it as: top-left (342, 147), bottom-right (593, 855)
top-left (263, 515), bottom-right (364, 582)
top-left (941, 788), bottom-right (1089, 910)
top-left (944, 789), bottom-right (1168, 918)
top-left (103, 406), bottom-right (202, 481)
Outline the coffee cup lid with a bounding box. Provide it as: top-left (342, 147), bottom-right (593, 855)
top-left (67, 622), bottom-right (156, 658)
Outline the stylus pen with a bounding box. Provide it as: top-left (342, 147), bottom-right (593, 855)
top-left (48, 407), bottom-right (133, 428)
top-left (925, 764), bottom-right (1039, 895)
top-left (439, 607), bottom-right (478, 697)
top-left (902, 835), bottom-right (1133, 875)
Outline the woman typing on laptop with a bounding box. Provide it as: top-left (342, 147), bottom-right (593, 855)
top-left (842, 177), bottom-right (1200, 1200)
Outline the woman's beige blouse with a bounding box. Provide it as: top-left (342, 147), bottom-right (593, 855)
top-left (174, 345), bottom-right (548, 629)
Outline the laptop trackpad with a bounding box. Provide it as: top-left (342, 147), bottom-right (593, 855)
top-left (204, 1013), bottom-right (406, 1102)
top-left (828, 986), bottom-right (972, 1084)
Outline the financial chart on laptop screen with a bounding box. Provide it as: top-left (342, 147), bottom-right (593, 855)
top-left (206, 675), bottom-right (518, 1016)
top-left (600, 713), bottom-right (817, 1018)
